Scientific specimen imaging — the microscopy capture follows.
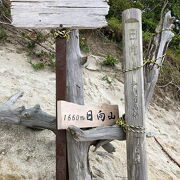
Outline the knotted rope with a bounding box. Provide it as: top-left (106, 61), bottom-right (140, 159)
top-left (116, 114), bottom-right (145, 133)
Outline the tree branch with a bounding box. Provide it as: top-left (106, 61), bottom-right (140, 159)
top-left (154, 137), bottom-right (180, 168)
top-left (68, 125), bottom-right (126, 142)
top-left (144, 11), bottom-right (175, 109)
top-left (3, 92), bottom-right (24, 106)
top-left (0, 93), bottom-right (56, 131)
top-left (93, 140), bottom-right (115, 153)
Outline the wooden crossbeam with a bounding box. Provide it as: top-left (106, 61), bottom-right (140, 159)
top-left (10, 0), bottom-right (109, 29)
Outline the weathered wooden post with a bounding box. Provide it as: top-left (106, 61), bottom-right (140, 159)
top-left (64, 30), bottom-right (92, 180)
top-left (122, 9), bottom-right (147, 180)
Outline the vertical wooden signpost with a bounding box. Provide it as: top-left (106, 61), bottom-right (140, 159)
top-left (123, 9), bottom-right (147, 180)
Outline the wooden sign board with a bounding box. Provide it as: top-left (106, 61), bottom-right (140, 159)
top-left (10, 0), bottom-right (109, 29)
top-left (57, 101), bottom-right (119, 129)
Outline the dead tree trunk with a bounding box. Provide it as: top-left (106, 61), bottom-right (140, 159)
top-left (65, 30), bottom-right (92, 180)
top-left (144, 11), bottom-right (175, 108)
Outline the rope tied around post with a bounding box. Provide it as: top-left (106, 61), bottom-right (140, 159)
top-left (116, 114), bottom-right (145, 133)
top-left (122, 54), bottom-right (166, 73)
top-left (52, 29), bottom-right (71, 39)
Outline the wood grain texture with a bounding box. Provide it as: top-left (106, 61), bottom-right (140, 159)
top-left (144, 11), bottom-right (175, 108)
top-left (10, 0), bottom-right (109, 29)
top-left (57, 101), bottom-right (119, 129)
top-left (69, 125), bottom-right (126, 141)
top-left (122, 8), bottom-right (147, 180)
top-left (65, 30), bottom-right (92, 180)
top-left (0, 93), bottom-right (56, 130)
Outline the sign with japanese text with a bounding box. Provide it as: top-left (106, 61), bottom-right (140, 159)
top-left (57, 101), bottom-right (119, 129)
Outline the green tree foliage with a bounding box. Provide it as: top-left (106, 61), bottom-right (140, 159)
top-left (103, 55), bottom-right (119, 66)
top-left (0, 0), bottom-right (11, 22)
top-left (0, 29), bottom-right (7, 40)
top-left (107, 0), bottom-right (179, 45)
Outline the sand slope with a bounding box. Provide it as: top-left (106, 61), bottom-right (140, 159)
top-left (0, 44), bottom-right (179, 180)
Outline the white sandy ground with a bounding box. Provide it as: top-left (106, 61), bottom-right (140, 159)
top-left (0, 44), bottom-right (179, 180)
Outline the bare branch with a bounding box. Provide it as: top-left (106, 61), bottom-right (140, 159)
top-left (0, 21), bottom-right (12, 26)
top-left (156, 0), bottom-right (169, 33)
top-left (154, 137), bottom-right (180, 168)
top-left (68, 125), bottom-right (126, 142)
top-left (144, 11), bottom-right (175, 108)
top-left (0, 93), bottom-right (56, 131)
top-left (94, 140), bottom-right (115, 153)
top-left (3, 92), bottom-right (24, 106)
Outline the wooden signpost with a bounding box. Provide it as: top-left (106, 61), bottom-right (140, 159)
top-left (57, 101), bottom-right (119, 129)
top-left (123, 9), bottom-right (147, 179)
top-left (9, 0), bottom-right (151, 179)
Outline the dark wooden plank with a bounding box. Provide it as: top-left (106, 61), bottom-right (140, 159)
top-left (56, 37), bottom-right (68, 180)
